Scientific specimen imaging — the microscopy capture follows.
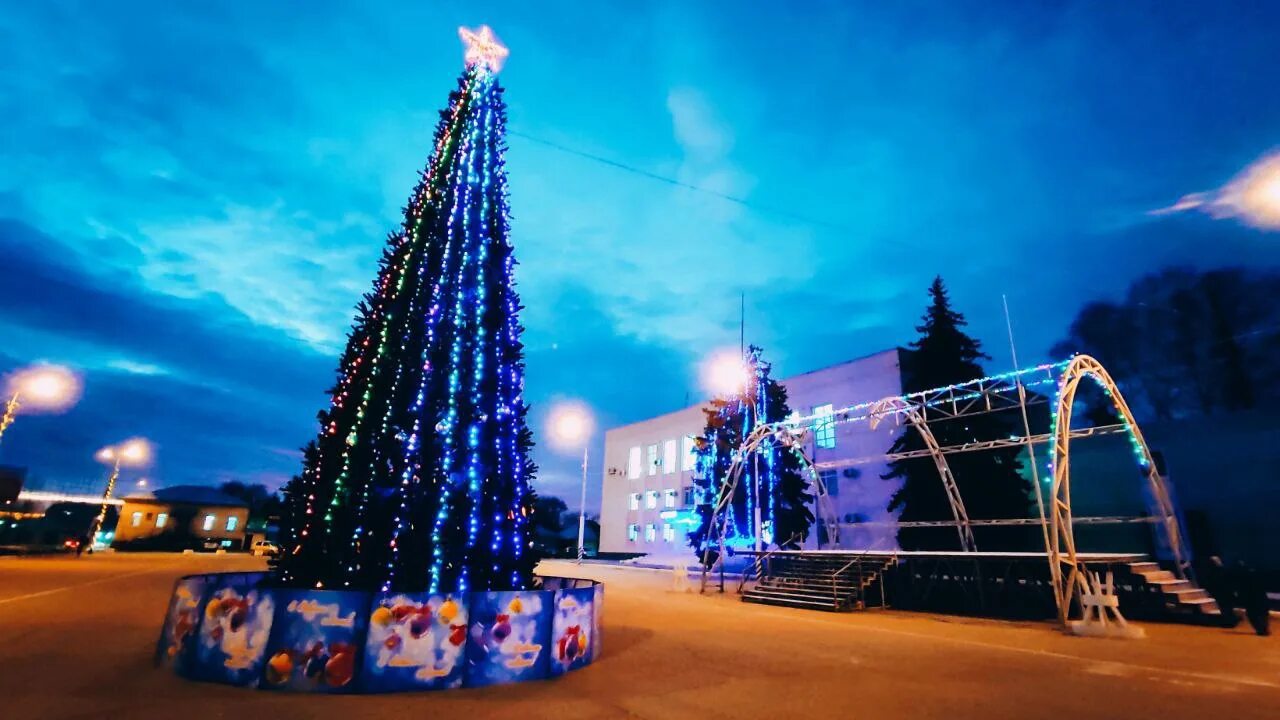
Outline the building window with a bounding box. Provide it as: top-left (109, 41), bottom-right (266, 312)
top-left (644, 490), bottom-right (658, 509)
top-left (683, 486), bottom-right (695, 506)
top-left (628, 493), bottom-right (640, 510)
top-left (663, 489), bottom-right (677, 508)
top-left (130, 511), bottom-right (142, 527)
top-left (662, 524), bottom-right (675, 542)
top-left (819, 470), bottom-right (839, 496)
top-left (682, 436), bottom-right (698, 471)
top-left (226, 515), bottom-right (239, 532)
top-left (202, 514), bottom-right (216, 532)
top-left (647, 444), bottom-right (659, 476)
top-left (813, 404), bottom-right (836, 449)
top-left (644, 524), bottom-right (656, 542)
top-left (156, 513), bottom-right (167, 528)
top-left (627, 446), bottom-right (642, 479)
top-left (627, 523), bottom-right (639, 542)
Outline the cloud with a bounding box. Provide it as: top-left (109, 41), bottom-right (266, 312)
top-left (0, 217), bottom-right (337, 490)
top-left (667, 88), bottom-right (735, 161)
top-left (1149, 149), bottom-right (1280, 231)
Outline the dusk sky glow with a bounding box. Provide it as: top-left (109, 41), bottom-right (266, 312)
top-left (2, 1), bottom-right (1278, 512)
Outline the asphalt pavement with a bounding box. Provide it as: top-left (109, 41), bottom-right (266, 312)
top-left (0, 552), bottom-right (1276, 719)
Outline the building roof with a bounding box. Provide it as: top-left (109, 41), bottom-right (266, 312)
top-left (123, 485), bottom-right (249, 508)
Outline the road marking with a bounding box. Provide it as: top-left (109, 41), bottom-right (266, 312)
top-left (0, 565), bottom-right (176, 606)
top-left (744, 604), bottom-right (1280, 691)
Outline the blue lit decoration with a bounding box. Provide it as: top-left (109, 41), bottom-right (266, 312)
top-left (276, 26), bottom-right (536, 594)
top-left (688, 346), bottom-right (813, 562)
top-left (155, 571), bottom-right (602, 694)
top-left (1044, 357), bottom-right (1153, 483)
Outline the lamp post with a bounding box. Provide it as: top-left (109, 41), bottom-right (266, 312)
top-left (0, 364), bottom-right (81, 447)
top-left (548, 401), bottom-right (594, 564)
top-left (90, 438), bottom-right (152, 545)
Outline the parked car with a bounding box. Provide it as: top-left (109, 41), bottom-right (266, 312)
top-left (251, 540), bottom-right (280, 557)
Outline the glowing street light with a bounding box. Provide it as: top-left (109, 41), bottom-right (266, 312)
top-left (701, 349), bottom-right (751, 398)
top-left (548, 401), bottom-right (593, 451)
top-left (1235, 160), bottom-right (1280, 228)
top-left (96, 437), bottom-right (152, 467)
top-left (0, 364), bottom-right (82, 446)
top-left (547, 401), bottom-right (594, 563)
top-left (90, 437), bottom-right (154, 543)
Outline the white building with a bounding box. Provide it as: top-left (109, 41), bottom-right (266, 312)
top-left (599, 348), bottom-right (909, 559)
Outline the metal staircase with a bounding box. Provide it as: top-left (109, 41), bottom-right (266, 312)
top-left (1125, 561), bottom-right (1220, 617)
top-left (741, 551), bottom-right (895, 612)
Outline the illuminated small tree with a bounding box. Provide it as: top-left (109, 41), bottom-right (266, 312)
top-left (688, 346), bottom-right (813, 565)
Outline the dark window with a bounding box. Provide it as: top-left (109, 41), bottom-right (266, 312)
top-left (819, 470), bottom-right (839, 496)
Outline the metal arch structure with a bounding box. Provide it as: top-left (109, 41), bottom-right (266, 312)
top-left (698, 424), bottom-right (840, 591)
top-left (1047, 354), bottom-right (1190, 626)
top-left (867, 397), bottom-right (977, 553)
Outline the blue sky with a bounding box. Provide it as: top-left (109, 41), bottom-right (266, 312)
top-left (2, 1), bottom-right (1278, 511)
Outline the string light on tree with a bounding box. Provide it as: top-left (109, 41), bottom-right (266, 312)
top-left (689, 346), bottom-right (813, 561)
top-left (276, 25), bottom-right (536, 594)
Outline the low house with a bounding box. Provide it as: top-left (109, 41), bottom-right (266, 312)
top-left (115, 485), bottom-right (250, 550)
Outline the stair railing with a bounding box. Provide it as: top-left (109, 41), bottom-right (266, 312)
top-left (735, 533), bottom-right (803, 595)
top-left (831, 549), bottom-right (891, 609)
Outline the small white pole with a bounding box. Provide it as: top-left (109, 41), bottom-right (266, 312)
top-left (1002, 295), bottom-right (1051, 554)
top-left (576, 444), bottom-right (588, 564)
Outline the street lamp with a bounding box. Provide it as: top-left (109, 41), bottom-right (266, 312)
top-left (1237, 160), bottom-right (1280, 229)
top-left (701, 349), bottom-right (750, 398)
top-left (0, 364), bottom-right (82, 446)
top-left (90, 438), bottom-right (153, 544)
top-left (548, 401), bottom-right (594, 564)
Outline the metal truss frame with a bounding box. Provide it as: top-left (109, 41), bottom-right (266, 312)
top-left (1047, 354), bottom-right (1189, 627)
top-left (695, 354), bottom-right (1186, 631)
top-left (867, 397), bottom-right (976, 552)
top-left (781, 362), bottom-right (1067, 431)
top-left (813, 424), bottom-right (1127, 469)
top-left (698, 424), bottom-right (840, 592)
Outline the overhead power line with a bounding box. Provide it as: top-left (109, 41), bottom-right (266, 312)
top-left (506, 129), bottom-right (858, 235)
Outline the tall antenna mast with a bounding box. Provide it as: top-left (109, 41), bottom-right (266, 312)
top-left (739, 291), bottom-right (745, 356)
top-left (1003, 294), bottom-right (1051, 555)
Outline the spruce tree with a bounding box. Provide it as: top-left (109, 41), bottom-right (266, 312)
top-left (689, 346), bottom-right (814, 564)
top-left (884, 277), bottom-right (1032, 550)
top-left (275, 28), bottom-right (535, 593)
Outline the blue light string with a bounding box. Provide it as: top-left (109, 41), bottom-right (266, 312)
top-left (383, 91), bottom-right (467, 590)
top-left (428, 73), bottom-right (481, 593)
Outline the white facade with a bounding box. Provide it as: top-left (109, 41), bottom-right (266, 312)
top-left (599, 348), bottom-right (908, 558)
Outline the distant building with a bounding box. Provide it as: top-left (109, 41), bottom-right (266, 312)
top-left (115, 485), bottom-right (250, 549)
top-left (599, 348), bottom-right (908, 559)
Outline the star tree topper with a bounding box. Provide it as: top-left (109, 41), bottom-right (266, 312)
top-left (459, 25), bottom-right (509, 72)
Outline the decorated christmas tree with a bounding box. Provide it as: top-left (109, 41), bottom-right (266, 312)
top-left (688, 346), bottom-right (813, 565)
top-left (276, 27), bottom-right (536, 593)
